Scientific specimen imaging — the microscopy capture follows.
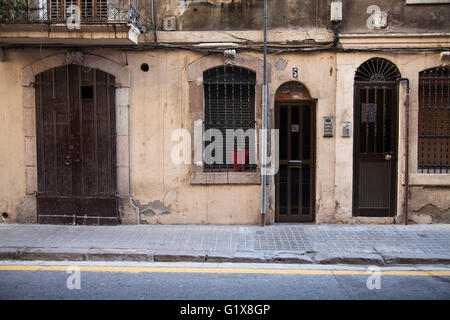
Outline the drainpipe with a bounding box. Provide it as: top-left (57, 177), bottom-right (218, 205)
top-left (260, 0), bottom-right (268, 227)
top-left (151, 0), bottom-right (158, 43)
top-left (397, 78), bottom-right (410, 225)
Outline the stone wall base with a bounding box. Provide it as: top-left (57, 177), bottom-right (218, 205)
top-left (17, 194), bottom-right (37, 224)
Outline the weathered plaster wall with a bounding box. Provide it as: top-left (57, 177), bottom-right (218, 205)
top-left (0, 49), bottom-right (27, 223)
top-left (143, 0), bottom-right (450, 33)
top-left (1, 46), bottom-right (448, 225)
top-left (341, 0), bottom-right (450, 33)
top-left (144, 0), bottom-right (330, 31)
top-left (409, 187), bottom-right (450, 224)
top-left (127, 49), bottom-right (263, 224)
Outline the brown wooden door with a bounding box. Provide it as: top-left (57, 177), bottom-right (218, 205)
top-left (276, 103), bottom-right (316, 222)
top-left (353, 85), bottom-right (398, 217)
top-left (35, 65), bottom-right (118, 225)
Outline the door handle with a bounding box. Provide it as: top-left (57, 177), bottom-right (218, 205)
top-left (64, 159), bottom-right (72, 166)
top-left (385, 154), bottom-right (392, 161)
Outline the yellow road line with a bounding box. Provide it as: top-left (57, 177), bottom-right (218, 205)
top-left (0, 265), bottom-right (449, 276)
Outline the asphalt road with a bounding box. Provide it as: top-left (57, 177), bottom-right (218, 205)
top-left (0, 261), bottom-right (449, 300)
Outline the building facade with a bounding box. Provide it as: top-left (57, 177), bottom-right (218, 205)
top-left (0, 0), bottom-right (449, 225)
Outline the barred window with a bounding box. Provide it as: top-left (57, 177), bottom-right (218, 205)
top-left (203, 66), bottom-right (256, 172)
top-left (418, 66), bottom-right (450, 173)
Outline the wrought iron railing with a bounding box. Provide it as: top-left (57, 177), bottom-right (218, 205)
top-left (0, 0), bottom-right (140, 27)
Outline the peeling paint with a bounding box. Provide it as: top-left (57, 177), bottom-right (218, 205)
top-left (412, 204), bottom-right (450, 224)
top-left (137, 200), bottom-right (172, 216)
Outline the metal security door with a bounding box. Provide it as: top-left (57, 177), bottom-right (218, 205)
top-left (35, 65), bottom-right (118, 225)
top-left (276, 103), bottom-right (315, 222)
top-left (353, 85), bottom-right (398, 217)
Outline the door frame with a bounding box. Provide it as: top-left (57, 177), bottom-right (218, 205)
top-left (275, 100), bottom-right (317, 223)
top-left (20, 52), bottom-right (131, 224)
top-left (35, 64), bottom-right (119, 225)
top-left (352, 83), bottom-right (399, 217)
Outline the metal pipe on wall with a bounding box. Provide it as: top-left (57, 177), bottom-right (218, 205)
top-left (260, 0), bottom-right (268, 227)
top-left (152, 0), bottom-right (158, 43)
top-left (397, 78), bottom-right (410, 225)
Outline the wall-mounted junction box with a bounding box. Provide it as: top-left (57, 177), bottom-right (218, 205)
top-left (341, 122), bottom-right (351, 137)
top-left (330, 2), bottom-right (342, 22)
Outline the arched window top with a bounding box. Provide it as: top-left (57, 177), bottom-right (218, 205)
top-left (419, 66), bottom-right (450, 78)
top-left (203, 65), bottom-right (256, 85)
top-left (355, 58), bottom-right (401, 83)
top-left (275, 81), bottom-right (311, 101)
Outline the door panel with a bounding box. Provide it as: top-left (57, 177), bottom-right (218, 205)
top-left (35, 65), bottom-right (118, 225)
top-left (276, 103), bottom-right (315, 223)
top-left (353, 85), bottom-right (397, 217)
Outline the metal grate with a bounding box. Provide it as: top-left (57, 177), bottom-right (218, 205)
top-left (355, 57), bottom-right (401, 83)
top-left (358, 87), bottom-right (394, 154)
top-left (418, 66), bottom-right (450, 173)
top-left (0, 0), bottom-right (139, 25)
top-left (203, 66), bottom-right (256, 172)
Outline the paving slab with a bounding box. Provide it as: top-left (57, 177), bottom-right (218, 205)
top-left (0, 224), bottom-right (449, 265)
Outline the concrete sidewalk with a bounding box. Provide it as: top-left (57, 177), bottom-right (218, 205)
top-left (0, 223), bottom-right (449, 265)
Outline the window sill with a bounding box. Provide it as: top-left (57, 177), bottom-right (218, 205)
top-left (409, 173), bottom-right (450, 186)
top-left (190, 171), bottom-right (261, 185)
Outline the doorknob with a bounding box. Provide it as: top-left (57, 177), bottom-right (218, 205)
top-left (64, 159), bottom-right (72, 166)
top-left (385, 154), bottom-right (392, 161)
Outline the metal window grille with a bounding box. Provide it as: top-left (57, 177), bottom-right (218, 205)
top-left (203, 66), bottom-right (257, 172)
top-left (2, 0), bottom-right (139, 25)
top-left (418, 66), bottom-right (450, 173)
top-left (355, 57), bottom-right (401, 83)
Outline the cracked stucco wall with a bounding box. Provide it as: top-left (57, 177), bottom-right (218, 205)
top-left (409, 187), bottom-right (450, 224)
top-left (144, 0), bottom-right (450, 33)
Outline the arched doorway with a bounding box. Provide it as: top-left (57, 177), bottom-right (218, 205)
top-left (275, 81), bottom-right (316, 223)
top-left (35, 64), bottom-right (118, 225)
top-left (353, 58), bottom-right (400, 217)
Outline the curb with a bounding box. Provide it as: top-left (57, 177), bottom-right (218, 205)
top-left (0, 247), bottom-right (449, 265)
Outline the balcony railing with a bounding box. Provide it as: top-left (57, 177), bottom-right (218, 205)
top-left (0, 0), bottom-right (140, 27)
